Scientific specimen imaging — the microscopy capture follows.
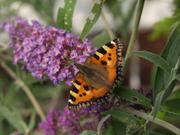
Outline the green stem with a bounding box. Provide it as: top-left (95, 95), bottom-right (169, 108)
top-left (0, 62), bottom-right (45, 120)
top-left (123, 0), bottom-right (145, 73)
top-left (125, 108), bottom-right (180, 135)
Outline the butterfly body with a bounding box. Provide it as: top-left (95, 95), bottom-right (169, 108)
top-left (68, 39), bottom-right (124, 110)
top-left (76, 63), bottom-right (110, 88)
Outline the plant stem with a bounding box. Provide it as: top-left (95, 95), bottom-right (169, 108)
top-left (101, 11), bottom-right (115, 40)
top-left (0, 62), bottom-right (45, 120)
top-left (0, 53), bottom-right (12, 61)
top-left (97, 114), bottom-right (111, 135)
top-left (123, 0), bottom-right (145, 73)
top-left (125, 108), bottom-right (180, 135)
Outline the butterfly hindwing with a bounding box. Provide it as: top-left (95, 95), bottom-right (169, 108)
top-left (68, 73), bottom-right (93, 106)
top-left (68, 39), bottom-right (124, 110)
top-left (68, 72), bottom-right (111, 109)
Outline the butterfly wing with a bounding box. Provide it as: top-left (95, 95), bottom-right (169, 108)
top-left (68, 39), bottom-right (124, 109)
top-left (86, 39), bottom-right (123, 83)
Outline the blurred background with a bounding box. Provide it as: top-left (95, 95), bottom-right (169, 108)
top-left (0, 0), bottom-right (179, 134)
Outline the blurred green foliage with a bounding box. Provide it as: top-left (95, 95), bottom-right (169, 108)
top-left (105, 0), bottom-right (137, 40)
top-left (24, 0), bottom-right (56, 24)
top-left (149, 0), bottom-right (180, 40)
top-left (0, 0), bottom-right (56, 23)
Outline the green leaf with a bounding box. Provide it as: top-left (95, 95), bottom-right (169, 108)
top-left (153, 79), bottom-right (176, 117)
top-left (149, 17), bottom-right (178, 41)
top-left (80, 1), bottom-right (104, 39)
top-left (80, 130), bottom-right (97, 135)
top-left (153, 91), bottom-right (165, 118)
top-left (105, 118), bottom-right (126, 135)
top-left (176, 73), bottom-right (180, 81)
top-left (167, 87), bottom-right (180, 100)
top-left (153, 23), bottom-right (180, 98)
top-left (141, 129), bottom-right (165, 135)
top-left (0, 104), bottom-right (27, 133)
top-left (132, 51), bottom-right (171, 74)
top-left (112, 118), bottom-right (126, 135)
top-left (103, 110), bottom-right (140, 125)
top-left (162, 88), bottom-right (180, 115)
top-left (28, 112), bottom-right (36, 132)
top-left (153, 57), bottom-right (180, 117)
top-left (57, 0), bottom-right (77, 31)
top-left (0, 123), bottom-right (4, 135)
top-left (113, 86), bottom-right (152, 108)
top-left (163, 99), bottom-right (180, 115)
top-left (156, 111), bottom-right (180, 131)
top-left (3, 82), bottom-right (21, 107)
top-left (128, 127), bottom-right (143, 135)
top-left (104, 125), bottom-right (114, 135)
top-left (19, 72), bottom-right (39, 85)
top-left (57, 8), bottom-right (65, 27)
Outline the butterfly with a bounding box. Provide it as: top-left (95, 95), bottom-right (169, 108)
top-left (68, 39), bottom-right (124, 110)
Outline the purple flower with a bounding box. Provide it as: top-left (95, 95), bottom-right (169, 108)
top-left (1, 17), bottom-right (95, 85)
top-left (39, 109), bottom-right (62, 135)
top-left (39, 105), bottom-right (111, 135)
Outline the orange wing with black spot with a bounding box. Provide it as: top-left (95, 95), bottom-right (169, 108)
top-left (68, 39), bottom-right (124, 110)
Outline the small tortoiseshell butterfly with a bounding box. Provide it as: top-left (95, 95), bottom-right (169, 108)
top-left (68, 39), bottom-right (124, 110)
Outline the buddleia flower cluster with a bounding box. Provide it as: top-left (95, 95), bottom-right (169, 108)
top-left (39, 106), bottom-right (103, 135)
top-left (1, 17), bottom-right (95, 85)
